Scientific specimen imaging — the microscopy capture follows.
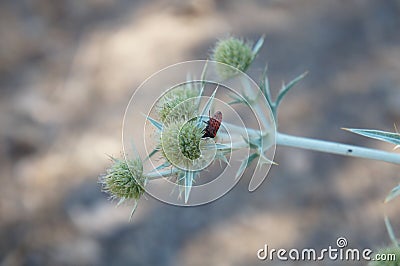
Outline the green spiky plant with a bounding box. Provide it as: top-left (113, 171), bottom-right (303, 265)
top-left (100, 35), bottom-right (400, 254)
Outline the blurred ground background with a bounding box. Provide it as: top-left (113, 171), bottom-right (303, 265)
top-left (1, 0), bottom-right (400, 265)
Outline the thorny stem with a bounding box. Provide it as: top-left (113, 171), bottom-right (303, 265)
top-left (276, 132), bottom-right (400, 164)
top-left (226, 121), bottom-right (400, 164)
top-left (146, 126), bottom-right (400, 181)
top-left (219, 123), bottom-right (400, 165)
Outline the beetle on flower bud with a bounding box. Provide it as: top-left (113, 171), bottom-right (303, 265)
top-left (202, 111), bottom-right (222, 138)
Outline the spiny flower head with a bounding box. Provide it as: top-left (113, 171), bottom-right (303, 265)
top-left (179, 120), bottom-right (203, 160)
top-left (161, 119), bottom-right (202, 164)
top-left (160, 119), bottom-right (215, 171)
top-left (157, 84), bottom-right (199, 124)
top-left (100, 157), bottom-right (147, 201)
top-left (212, 37), bottom-right (254, 78)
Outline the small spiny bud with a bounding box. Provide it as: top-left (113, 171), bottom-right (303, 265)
top-left (100, 157), bottom-right (147, 202)
top-left (212, 37), bottom-right (254, 78)
top-left (157, 84), bottom-right (199, 124)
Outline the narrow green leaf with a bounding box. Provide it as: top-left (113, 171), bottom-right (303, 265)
top-left (235, 153), bottom-right (258, 179)
top-left (200, 60), bottom-right (209, 86)
top-left (240, 77), bottom-right (258, 104)
top-left (229, 94), bottom-right (251, 107)
top-left (385, 184), bottom-right (400, 203)
top-left (343, 128), bottom-right (400, 146)
top-left (385, 216), bottom-right (399, 247)
top-left (227, 93), bottom-right (245, 105)
top-left (228, 99), bottom-right (243, 105)
top-left (195, 61), bottom-right (209, 107)
top-left (197, 85), bottom-right (219, 127)
top-left (147, 161), bottom-right (171, 175)
top-left (116, 197), bottom-right (126, 206)
top-left (196, 83), bottom-right (206, 108)
top-left (147, 168), bottom-right (179, 179)
top-left (275, 71), bottom-right (308, 109)
top-left (184, 171), bottom-right (197, 203)
top-left (144, 114), bottom-right (163, 131)
top-left (177, 171), bottom-right (185, 200)
top-left (129, 140), bottom-right (140, 159)
top-left (156, 161), bottom-right (171, 170)
top-left (177, 171), bottom-right (185, 183)
top-left (260, 64), bottom-right (273, 107)
top-left (252, 35), bottom-right (265, 57)
top-left (258, 153), bottom-right (277, 166)
top-left (248, 152), bottom-right (276, 192)
top-left (243, 135), bottom-right (261, 150)
top-left (144, 147), bottom-right (159, 161)
top-left (215, 151), bottom-right (230, 166)
top-left (129, 201), bottom-right (139, 222)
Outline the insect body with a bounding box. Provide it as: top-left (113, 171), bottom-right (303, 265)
top-left (202, 111), bottom-right (222, 138)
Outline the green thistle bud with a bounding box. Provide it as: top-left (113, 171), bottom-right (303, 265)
top-left (157, 84), bottom-right (199, 124)
top-left (369, 246), bottom-right (400, 266)
top-left (179, 120), bottom-right (203, 160)
top-left (212, 37), bottom-right (254, 78)
top-left (100, 157), bottom-right (146, 201)
top-left (160, 119), bottom-right (215, 171)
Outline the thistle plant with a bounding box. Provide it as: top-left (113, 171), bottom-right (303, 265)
top-left (99, 156), bottom-right (147, 219)
top-left (100, 34), bottom-right (400, 245)
top-left (212, 37), bottom-right (256, 78)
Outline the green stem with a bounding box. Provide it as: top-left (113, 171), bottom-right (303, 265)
top-left (222, 122), bottom-right (260, 137)
top-left (276, 132), bottom-right (400, 164)
top-left (147, 168), bottom-right (179, 179)
top-left (147, 130), bottom-right (400, 181)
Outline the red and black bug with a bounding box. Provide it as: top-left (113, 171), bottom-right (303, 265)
top-left (202, 111), bottom-right (222, 138)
